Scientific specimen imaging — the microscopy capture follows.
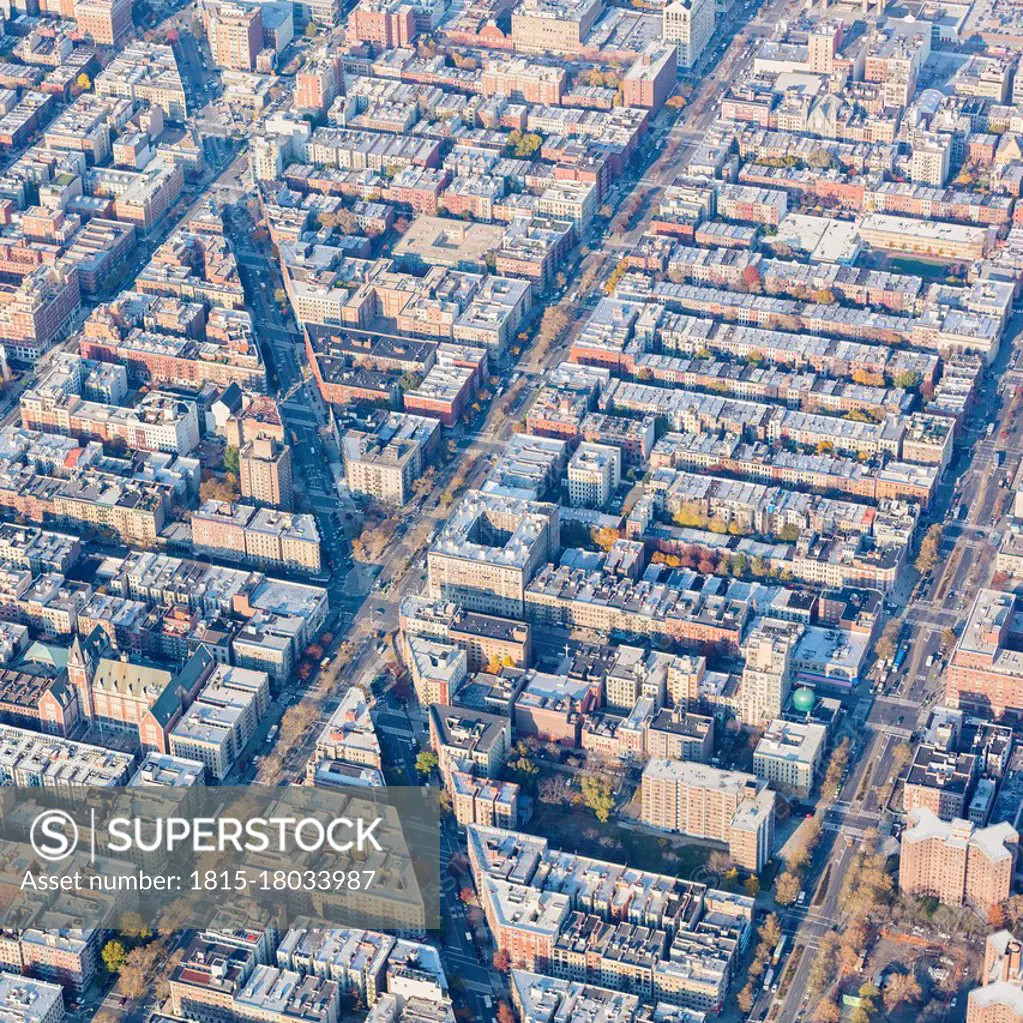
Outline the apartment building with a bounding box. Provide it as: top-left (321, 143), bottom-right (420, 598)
top-left (20, 389), bottom-right (201, 456)
top-left (739, 624), bottom-right (795, 727)
top-left (567, 441), bottom-right (621, 508)
top-left (903, 744), bottom-right (978, 821)
top-left (0, 973), bottom-right (65, 1023)
top-left (468, 824), bottom-right (754, 1012)
top-left (427, 492), bottom-right (559, 617)
top-left (428, 704), bottom-right (511, 781)
top-left (0, 723), bottom-right (134, 787)
top-left (947, 589), bottom-right (1023, 717)
top-left (898, 807), bottom-right (1018, 915)
top-left (0, 667), bottom-right (81, 737)
top-left (343, 412), bottom-right (441, 506)
top-left (448, 608), bottom-right (533, 672)
top-left (511, 0), bottom-right (604, 54)
top-left (0, 928), bottom-right (101, 998)
top-left (309, 686), bottom-right (383, 776)
top-left (407, 636), bottom-right (468, 706)
top-left (663, 0), bottom-right (714, 69)
top-left (481, 59), bottom-right (567, 105)
top-left (75, 0), bottom-right (133, 44)
top-left (192, 501), bottom-right (323, 575)
top-left (295, 57), bottom-right (342, 112)
top-left (968, 932), bottom-right (1023, 1023)
top-left (647, 706), bottom-right (715, 763)
top-left (858, 214), bottom-right (995, 261)
top-left (641, 759), bottom-right (775, 871)
top-left (348, 0), bottom-right (416, 47)
top-left (753, 719), bottom-right (827, 797)
top-left (208, 3), bottom-right (264, 71)
top-left (169, 664), bottom-right (271, 780)
top-left (240, 437), bottom-right (294, 510)
top-left (911, 134), bottom-right (951, 187)
top-left (450, 772), bottom-right (520, 829)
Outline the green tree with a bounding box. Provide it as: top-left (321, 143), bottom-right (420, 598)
top-left (508, 741), bottom-right (539, 780)
top-left (892, 369), bottom-right (921, 390)
top-left (415, 751), bottom-right (438, 776)
top-left (102, 940), bottom-right (129, 974)
top-left (580, 772), bottom-right (615, 823)
top-left (777, 523), bottom-right (800, 542)
top-left (223, 446), bottom-right (239, 476)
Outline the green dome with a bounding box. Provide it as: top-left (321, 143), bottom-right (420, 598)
top-left (793, 687), bottom-right (815, 713)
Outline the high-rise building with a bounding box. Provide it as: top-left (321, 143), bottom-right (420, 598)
top-left (208, 2), bottom-right (264, 71)
top-left (899, 807), bottom-right (1018, 915)
top-left (662, 0), bottom-right (713, 70)
top-left (295, 56), bottom-right (342, 112)
top-left (808, 22), bottom-right (840, 74)
top-left (911, 134), bottom-right (951, 187)
top-left (641, 759), bottom-right (776, 872)
top-left (240, 436), bottom-right (294, 510)
top-left (75, 0), bottom-right (133, 45)
top-left (968, 932), bottom-right (1023, 1023)
top-left (739, 624), bottom-right (795, 727)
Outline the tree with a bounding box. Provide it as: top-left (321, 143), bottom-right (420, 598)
top-left (915, 524), bottom-right (943, 573)
top-left (505, 130), bottom-right (543, 159)
top-left (744, 876), bottom-right (761, 897)
top-left (320, 208), bottom-right (359, 234)
top-left (709, 850), bottom-right (734, 876)
top-left (821, 738), bottom-right (850, 803)
top-left (76, 72), bottom-right (91, 91)
top-left (223, 446), bottom-right (240, 475)
top-left (775, 871), bottom-right (802, 905)
top-left (758, 913), bottom-right (782, 949)
top-left (807, 932), bottom-right (840, 997)
top-left (875, 619), bottom-right (901, 662)
top-left (493, 948), bottom-right (511, 973)
top-left (777, 523), bottom-right (800, 542)
top-left (497, 1002), bottom-right (517, 1023)
top-left (893, 369), bottom-right (921, 390)
top-left (459, 887), bottom-right (475, 904)
top-left (118, 912), bottom-right (152, 940)
top-left (883, 972), bottom-right (922, 1013)
top-left (580, 772), bottom-right (615, 823)
top-left (737, 984), bottom-right (755, 1014)
top-left (415, 751), bottom-right (438, 776)
top-left (941, 627), bottom-right (957, 652)
top-left (119, 966), bottom-right (147, 999)
top-left (813, 1000), bottom-right (842, 1023)
top-left (102, 940), bottom-right (129, 974)
top-left (199, 477), bottom-right (238, 503)
top-left (507, 741), bottom-right (539, 780)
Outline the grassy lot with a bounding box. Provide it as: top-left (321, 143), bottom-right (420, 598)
top-left (530, 800), bottom-right (714, 879)
top-left (885, 256), bottom-right (953, 281)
